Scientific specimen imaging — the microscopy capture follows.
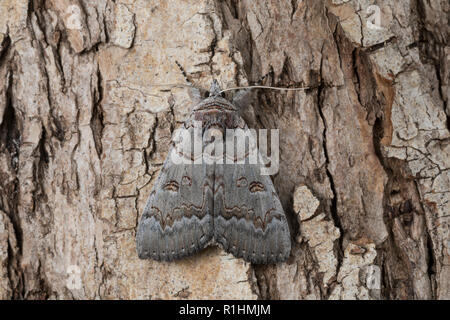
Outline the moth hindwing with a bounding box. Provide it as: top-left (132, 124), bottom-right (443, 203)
top-left (136, 82), bottom-right (291, 264)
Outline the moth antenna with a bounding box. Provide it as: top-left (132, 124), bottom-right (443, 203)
top-left (222, 69), bottom-right (312, 94)
top-left (175, 60), bottom-right (194, 87)
top-left (219, 84), bottom-right (312, 94)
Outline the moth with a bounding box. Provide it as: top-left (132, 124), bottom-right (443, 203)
top-left (136, 80), bottom-right (291, 264)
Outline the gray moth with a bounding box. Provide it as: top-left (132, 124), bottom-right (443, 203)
top-left (136, 80), bottom-right (291, 264)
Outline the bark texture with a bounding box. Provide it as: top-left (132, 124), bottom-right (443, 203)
top-left (0, 0), bottom-right (448, 299)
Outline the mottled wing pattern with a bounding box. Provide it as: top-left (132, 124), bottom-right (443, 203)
top-left (214, 118), bottom-right (291, 264)
top-left (136, 118), bottom-right (214, 261)
top-left (137, 81), bottom-right (291, 264)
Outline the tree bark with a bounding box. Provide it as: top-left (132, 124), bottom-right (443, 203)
top-left (0, 0), bottom-right (448, 299)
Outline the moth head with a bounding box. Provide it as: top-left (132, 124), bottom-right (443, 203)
top-left (208, 79), bottom-right (222, 98)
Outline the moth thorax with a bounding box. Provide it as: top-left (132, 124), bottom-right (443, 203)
top-left (207, 123), bottom-right (224, 132)
top-left (200, 113), bottom-right (228, 131)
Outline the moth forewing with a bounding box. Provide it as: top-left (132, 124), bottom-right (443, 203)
top-left (214, 115), bottom-right (291, 264)
top-left (136, 113), bottom-right (214, 261)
